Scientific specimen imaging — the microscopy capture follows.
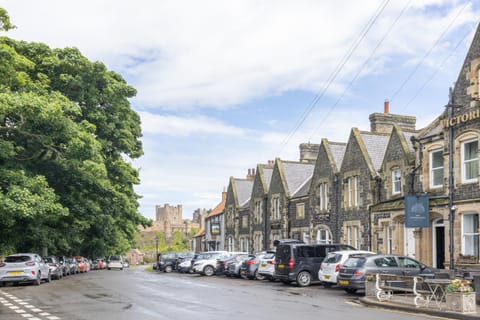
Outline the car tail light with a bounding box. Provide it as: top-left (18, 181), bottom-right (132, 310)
top-left (25, 261), bottom-right (35, 266)
top-left (319, 262), bottom-right (323, 270)
top-left (246, 259), bottom-right (256, 265)
top-left (268, 260), bottom-right (275, 265)
top-left (31, 270), bottom-right (36, 276)
top-left (288, 258), bottom-right (294, 270)
top-left (353, 270), bottom-right (364, 276)
top-left (335, 263), bottom-right (341, 272)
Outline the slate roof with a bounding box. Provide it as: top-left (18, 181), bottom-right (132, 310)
top-left (263, 168), bottom-right (273, 189)
top-left (329, 142), bottom-right (347, 170)
top-left (292, 176), bottom-right (312, 198)
top-left (281, 161), bottom-right (315, 197)
top-left (360, 132), bottom-right (390, 171)
top-left (234, 179), bottom-right (254, 207)
top-left (402, 131), bottom-right (417, 153)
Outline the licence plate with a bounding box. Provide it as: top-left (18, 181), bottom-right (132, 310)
top-left (339, 279), bottom-right (349, 285)
top-left (277, 264), bottom-right (285, 269)
top-left (261, 263), bottom-right (267, 267)
top-left (8, 271), bottom-right (23, 275)
top-left (324, 275), bottom-right (331, 280)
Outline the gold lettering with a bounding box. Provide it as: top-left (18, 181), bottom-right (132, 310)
top-left (441, 119), bottom-right (449, 128)
top-left (461, 113), bottom-right (469, 122)
top-left (449, 118), bottom-right (457, 126)
top-left (469, 111), bottom-right (478, 121)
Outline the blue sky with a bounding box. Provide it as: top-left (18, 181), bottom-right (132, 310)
top-left (1, 0), bottom-right (479, 220)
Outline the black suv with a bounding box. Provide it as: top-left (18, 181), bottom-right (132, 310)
top-left (274, 243), bottom-right (356, 287)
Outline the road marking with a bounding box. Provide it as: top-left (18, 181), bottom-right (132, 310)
top-left (0, 290), bottom-right (62, 320)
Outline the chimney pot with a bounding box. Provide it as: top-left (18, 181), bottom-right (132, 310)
top-left (384, 100), bottom-right (390, 114)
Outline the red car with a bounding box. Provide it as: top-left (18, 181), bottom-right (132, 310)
top-left (96, 259), bottom-right (105, 270)
top-left (73, 256), bottom-right (88, 273)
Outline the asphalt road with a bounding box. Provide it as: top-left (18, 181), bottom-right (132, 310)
top-left (0, 266), bottom-right (439, 320)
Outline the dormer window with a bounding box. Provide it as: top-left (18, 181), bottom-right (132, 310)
top-left (392, 168), bottom-right (401, 195)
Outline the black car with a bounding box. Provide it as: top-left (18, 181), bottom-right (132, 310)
top-left (337, 254), bottom-right (438, 294)
top-left (274, 243), bottom-right (356, 287)
top-left (158, 252), bottom-right (180, 273)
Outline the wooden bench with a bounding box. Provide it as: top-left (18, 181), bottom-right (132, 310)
top-left (375, 273), bottom-right (431, 307)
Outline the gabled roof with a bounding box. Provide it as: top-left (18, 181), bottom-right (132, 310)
top-left (277, 159), bottom-right (315, 198)
top-left (359, 130), bottom-right (390, 172)
top-left (326, 139), bottom-right (347, 172)
top-left (255, 163), bottom-right (274, 195)
top-left (416, 114), bottom-right (444, 140)
top-left (207, 191), bottom-right (226, 218)
top-left (381, 125), bottom-right (416, 168)
top-left (230, 177), bottom-right (254, 208)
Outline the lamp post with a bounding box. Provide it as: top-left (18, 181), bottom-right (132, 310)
top-left (155, 236), bottom-right (159, 261)
top-left (447, 88), bottom-right (455, 270)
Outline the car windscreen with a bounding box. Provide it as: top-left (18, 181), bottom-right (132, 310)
top-left (5, 255), bottom-right (31, 263)
top-left (323, 253), bottom-right (342, 264)
top-left (262, 253), bottom-right (275, 259)
top-left (343, 256), bottom-right (367, 268)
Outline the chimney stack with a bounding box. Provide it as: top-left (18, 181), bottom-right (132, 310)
top-left (384, 100), bottom-right (390, 114)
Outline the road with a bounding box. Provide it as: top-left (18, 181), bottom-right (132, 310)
top-left (0, 266), bottom-right (439, 320)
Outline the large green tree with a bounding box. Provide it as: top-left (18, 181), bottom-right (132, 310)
top-left (0, 9), bottom-right (150, 257)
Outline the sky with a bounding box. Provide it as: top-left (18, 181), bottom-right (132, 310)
top-left (1, 0), bottom-right (479, 220)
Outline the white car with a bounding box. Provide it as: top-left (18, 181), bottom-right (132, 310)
top-left (318, 250), bottom-right (375, 286)
top-left (107, 255), bottom-right (124, 270)
top-left (192, 251), bottom-right (230, 276)
top-left (0, 253), bottom-right (51, 286)
top-left (257, 251), bottom-right (276, 281)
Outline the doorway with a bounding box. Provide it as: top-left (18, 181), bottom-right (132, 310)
top-left (433, 219), bottom-right (445, 269)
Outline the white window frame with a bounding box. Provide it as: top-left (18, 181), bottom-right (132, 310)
top-left (462, 139), bottom-right (479, 183)
top-left (392, 168), bottom-right (401, 195)
top-left (316, 228), bottom-right (332, 244)
top-left (272, 197), bottom-right (280, 220)
top-left (462, 213), bottom-right (479, 257)
top-left (319, 182), bottom-right (329, 211)
top-left (430, 149), bottom-right (444, 188)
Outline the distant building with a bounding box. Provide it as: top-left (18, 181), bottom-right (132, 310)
top-left (139, 204), bottom-right (200, 241)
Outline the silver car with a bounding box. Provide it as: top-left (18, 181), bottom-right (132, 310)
top-left (0, 253), bottom-right (51, 286)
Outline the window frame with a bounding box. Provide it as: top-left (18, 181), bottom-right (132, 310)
top-left (392, 168), bottom-right (401, 195)
top-left (462, 139), bottom-right (479, 183)
top-left (429, 149), bottom-right (444, 188)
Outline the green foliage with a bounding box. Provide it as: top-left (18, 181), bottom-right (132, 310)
top-left (0, 7), bottom-right (151, 257)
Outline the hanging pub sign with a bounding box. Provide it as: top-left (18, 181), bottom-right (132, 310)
top-left (405, 195), bottom-right (430, 228)
top-left (211, 222), bottom-right (220, 235)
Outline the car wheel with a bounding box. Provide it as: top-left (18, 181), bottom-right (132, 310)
top-left (296, 271), bottom-right (312, 287)
top-left (344, 288), bottom-right (357, 294)
top-left (203, 265), bottom-right (215, 276)
top-left (164, 265), bottom-right (173, 273)
top-left (255, 270), bottom-right (265, 281)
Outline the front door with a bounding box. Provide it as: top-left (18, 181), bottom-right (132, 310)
top-left (433, 219), bottom-right (445, 269)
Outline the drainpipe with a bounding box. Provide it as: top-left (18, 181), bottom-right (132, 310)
top-left (447, 91), bottom-right (455, 271)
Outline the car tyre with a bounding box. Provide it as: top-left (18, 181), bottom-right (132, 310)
top-left (164, 265), bottom-right (173, 273)
top-left (344, 288), bottom-right (357, 294)
top-left (296, 271), bottom-right (311, 287)
top-left (45, 272), bottom-right (51, 283)
top-left (203, 265), bottom-right (215, 276)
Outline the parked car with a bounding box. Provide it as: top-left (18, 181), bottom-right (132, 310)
top-left (222, 253), bottom-right (250, 277)
top-left (240, 252), bottom-right (272, 280)
top-left (57, 256), bottom-right (71, 276)
top-left (96, 258), bottom-right (106, 270)
top-left (337, 254), bottom-right (438, 294)
top-left (0, 253), bottom-right (51, 286)
top-left (318, 250), bottom-right (375, 287)
top-left (158, 252), bottom-right (180, 273)
top-left (175, 252), bottom-right (195, 271)
top-left (257, 251), bottom-right (276, 281)
top-left (275, 243), bottom-right (356, 287)
top-left (107, 255), bottom-right (124, 270)
top-left (91, 260), bottom-right (99, 270)
top-left (123, 260), bottom-right (129, 268)
top-left (74, 256), bottom-right (88, 273)
top-left (192, 251), bottom-right (230, 276)
top-left (44, 256), bottom-right (63, 280)
top-left (68, 257), bottom-right (79, 274)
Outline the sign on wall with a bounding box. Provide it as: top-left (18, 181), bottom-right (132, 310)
top-left (211, 222), bottom-right (220, 235)
top-left (405, 195), bottom-right (430, 228)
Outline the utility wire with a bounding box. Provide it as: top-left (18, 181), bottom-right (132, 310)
top-left (278, 0), bottom-right (391, 153)
top-left (399, 21), bottom-right (478, 113)
top-left (309, 0), bottom-right (412, 141)
top-left (389, 1), bottom-right (470, 103)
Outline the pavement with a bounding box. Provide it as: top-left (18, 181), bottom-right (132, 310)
top-left (359, 294), bottom-right (480, 319)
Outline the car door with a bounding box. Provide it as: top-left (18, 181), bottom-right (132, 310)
top-left (397, 256), bottom-right (422, 276)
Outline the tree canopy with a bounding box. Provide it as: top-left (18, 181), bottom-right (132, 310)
top-left (0, 9), bottom-right (150, 258)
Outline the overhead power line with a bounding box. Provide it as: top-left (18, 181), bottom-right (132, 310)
top-left (278, 0), bottom-right (391, 153)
